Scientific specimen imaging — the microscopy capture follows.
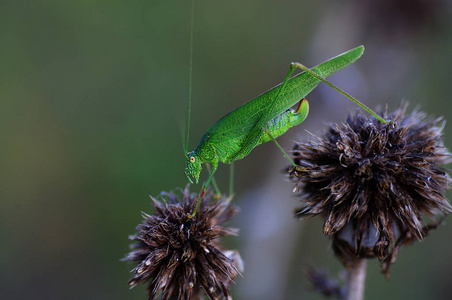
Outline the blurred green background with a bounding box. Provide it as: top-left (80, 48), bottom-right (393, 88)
top-left (1, 0), bottom-right (452, 299)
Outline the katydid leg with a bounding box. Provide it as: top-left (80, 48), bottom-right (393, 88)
top-left (206, 163), bottom-right (221, 196)
top-left (291, 62), bottom-right (389, 124)
top-left (262, 127), bottom-right (296, 167)
top-left (229, 162), bottom-right (234, 197)
top-left (188, 161), bottom-right (219, 218)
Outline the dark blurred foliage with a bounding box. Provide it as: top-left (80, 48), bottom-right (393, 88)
top-left (1, 0), bottom-right (451, 299)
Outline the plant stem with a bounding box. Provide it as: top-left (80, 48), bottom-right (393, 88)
top-left (345, 259), bottom-right (367, 300)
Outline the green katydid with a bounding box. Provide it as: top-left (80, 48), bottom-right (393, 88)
top-left (184, 45), bottom-right (387, 192)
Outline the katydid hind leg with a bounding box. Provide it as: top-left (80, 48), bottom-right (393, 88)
top-left (291, 62), bottom-right (389, 123)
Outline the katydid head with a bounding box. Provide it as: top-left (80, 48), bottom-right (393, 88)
top-left (185, 151), bottom-right (202, 184)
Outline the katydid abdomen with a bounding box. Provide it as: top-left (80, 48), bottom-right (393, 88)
top-left (185, 46), bottom-right (365, 184)
top-left (257, 99), bottom-right (309, 146)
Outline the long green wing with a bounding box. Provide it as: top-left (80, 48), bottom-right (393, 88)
top-left (199, 46), bottom-right (364, 163)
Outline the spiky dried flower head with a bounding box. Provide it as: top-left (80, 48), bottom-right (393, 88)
top-left (289, 103), bottom-right (451, 277)
top-left (123, 185), bottom-right (243, 300)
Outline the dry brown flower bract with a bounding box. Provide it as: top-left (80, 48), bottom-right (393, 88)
top-left (289, 103), bottom-right (451, 277)
top-left (123, 185), bottom-right (242, 300)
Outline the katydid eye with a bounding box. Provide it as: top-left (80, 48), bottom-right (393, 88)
top-left (190, 156), bottom-right (196, 163)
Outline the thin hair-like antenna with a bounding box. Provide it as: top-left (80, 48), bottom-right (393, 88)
top-left (185, 0), bottom-right (195, 153)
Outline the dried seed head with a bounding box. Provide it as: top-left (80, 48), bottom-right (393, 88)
top-left (289, 103), bottom-right (451, 277)
top-left (123, 185), bottom-right (243, 299)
